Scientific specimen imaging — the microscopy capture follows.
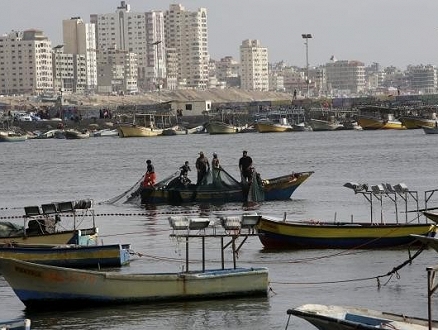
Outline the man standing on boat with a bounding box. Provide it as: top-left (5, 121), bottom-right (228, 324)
top-left (143, 159), bottom-right (156, 187)
top-left (196, 152), bottom-right (210, 184)
top-left (179, 161), bottom-right (191, 185)
top-left (239, 150), bottom-right (253, 183)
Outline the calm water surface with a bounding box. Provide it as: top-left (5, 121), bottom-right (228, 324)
top-left (0, 129), bottom-right (437, 329)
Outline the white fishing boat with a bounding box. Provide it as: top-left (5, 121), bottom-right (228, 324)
top-left (287, 304), bottom-right (438, 330)
top-left (0, 220), bottom-right (268, 310)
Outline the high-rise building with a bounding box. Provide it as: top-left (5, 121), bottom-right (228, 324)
top-left (62, 17), bottom-right (97, 92)
top-left (0, 30), bottom-right (53, 95)
top-left (52, 45), bottom-right (87, 93)
top-left (239, 39), bottom-right (269, 91)
top-left (91, 1), bottom-right (164, 91)
top-left (325, 59), bottom-right (365, 95)
top-left (408, 65), bottom-right (437, 94)
top-left (165, 4), bottom-right (209, 89)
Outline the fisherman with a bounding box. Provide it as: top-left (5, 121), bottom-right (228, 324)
top-left (195, 151), bottom-right (210, 184)
top-left (212, 152), bottom-right (221, 169)
top-left (143, 159), bottom-right (156, 187)
top-left (239, 150), bottom-right (253, 183)
top-left (179, 161), bottom-right (191, 185)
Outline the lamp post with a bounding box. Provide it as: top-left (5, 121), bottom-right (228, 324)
top-left (301, 33), bottom-right (312, 98)
top-left (151, 40), bottom-right (162, 91)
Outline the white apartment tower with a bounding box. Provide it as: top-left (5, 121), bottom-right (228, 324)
top-left (91, 1), bottom-right (161, 90)
top-left (52, 45), bottom-right (87, 93)
top-left (165, 4), bottom-right (209, 89)
top-left (239, 39), bottom-right (269, 91)
top-left (145, 11), bottom-right (166, 90)
top-left (325, 59), bottom-right (365, 94)
top-left (0, 30), bottom-right (53, 95)
top-left (62, 17), bottom-right (97, 92)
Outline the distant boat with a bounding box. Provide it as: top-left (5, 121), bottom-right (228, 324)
top-left (255, 118), bottom-right (293, 133)
top-left (0, 130), bottom-right (27, 142)
top-left (422, 125), bottom-right (438, 134)
top-left (90, 128), bottom-right (119, 137)
top-left (399, 114), bottom-right (437, 129)
top-left (117, 113), bottom-right (172, 137)
top-left (287, 304), bottom-right (438, 330)
top-left (64, 129), bottom-right (90, 139)
top-left (204, 120), bottom-right (240, 134)
top-left (308, 118), bottom-right (343, 131)
top-left (356, 114), bottom-right (406, 130)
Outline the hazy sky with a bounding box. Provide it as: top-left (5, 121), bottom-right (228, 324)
top-left (2, 0), bottom-right (437, 69)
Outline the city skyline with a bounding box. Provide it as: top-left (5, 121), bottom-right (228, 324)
top-left (1, 0), bottom-right (438, 69)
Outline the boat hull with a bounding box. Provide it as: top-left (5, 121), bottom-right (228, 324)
top-left (140, 172), bottom-right (314, 205)
top-left (308, 119), bottom-right (343, 131)
top-left (399, 116), bottom-right (437, 129)
top-left (0, 318), bottom-right (31, 330)
top-left (357, 116), bottom-right (406, 130)
top-left (288, 304), bottom-right (438, 330)
top-left (0, 228), bottom-right (98, 246)
top-left (0, 258), bottom-right (269, 310)
top-left (0, 243), bottom-right (131, 268)
top-left (117, 125), bottom-right (162, 137)
top-left (257, 217), bottom-right (436, 249)
top-left (255, 122), bottom-right (293, 133)
top-left (205, 121), bottom-right (238, 134)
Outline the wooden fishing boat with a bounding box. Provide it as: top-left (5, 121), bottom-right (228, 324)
top-left (255, 118), bottom-right (293, 133)
top-left (0, 220), bottom-right (269, 310)
top-left (0, 243), bottom-right (131, 268)
top-left (128, 169), bottom-right (313, 205)
top-left (286, 304), bottom-right (438, 330)
top-left (204, 120), bottom-right (240, 134)
top-left (0, 130), bottom-right (27, 142)
top-left (117, 113), bottom-right (174, 137)
top-left (308, 118), bottom-right (344, 131)
top-left (411, 234), bottom-right (438, 254)
top-left (400, 116), bottom-right (437, 129)
top-left (257, 216), bottom-right (436, 249)
top-left (356, 114), bottom-right (406, 130)
top-left (0, 200), bottom-right (98, 246)
top-left (422, 126), bottom-right (438, 134)
top-left (0, 318), bottom-right (31, 330)
top-left (64, 129), bottom-right (90, 139)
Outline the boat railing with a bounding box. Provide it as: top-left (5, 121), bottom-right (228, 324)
top-left (169, 213), bottom-right (260, 272)
top-left (23, 199), bottom-right (96, 234)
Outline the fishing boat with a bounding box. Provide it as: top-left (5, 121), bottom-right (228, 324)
top-left (0, 130), bottom-right (27, 142)
top-left (64, 129), bottom-right (90, 139)
top-left (308, 118), bottom-right (344, 131)
top-left (255, 118), bottom-right (293, 133)
top-left (90, 128), bottom-right (119, 137)
top-left (411, 234), bottom-right (438, 254)
top-left (257, 182), bottom-right (436, 249)
top-left (422, 125), bottom-right (438, 134)
top-left (0, 200), bottom-right (98, 246)
top-left (0, 243), bottom-right (131, 268)
top-left (356, 114), bottom-right (406, 130)
top-left (286, 304), bottom-right (438, 330)
top-left (117, 113), bottom-right (172, 137)
top-left (125, 169), bottom-right (313, 205)
top-left (0, 318), bottom-right (31, 330)
top-left (204, 120), bottom-right (240, 134)
top-left (0, 220), bottom-right (269, 310)
top-left (256, 216), bottom-right (435, 249)
top-left (423, 211), bottom-right (438, 224)
top-left (399, 113), bottom-right (437, 129)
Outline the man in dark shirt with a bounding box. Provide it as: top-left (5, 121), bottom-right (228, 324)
top-left (239, 150), bottom-right (253, 183)
top-left (143, 159), bottom-right (156, 187)
top-left (195, 151), bottom-right (210, 184)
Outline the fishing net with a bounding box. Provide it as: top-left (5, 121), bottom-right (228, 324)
top-left (247, 170), bottom-right (265, 202)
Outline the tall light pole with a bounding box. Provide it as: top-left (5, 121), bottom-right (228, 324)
top-left (151, 40), bottom-right (162, 91)
top-left (301, 33), bottom-right (312, 98)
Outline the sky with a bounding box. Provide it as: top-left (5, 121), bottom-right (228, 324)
top-left (1, 0), bottom-right (438, 69)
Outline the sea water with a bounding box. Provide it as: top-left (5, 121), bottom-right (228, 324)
top-left (0, 129), bottom-right (437, 329)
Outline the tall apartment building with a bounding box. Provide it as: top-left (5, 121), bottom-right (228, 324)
top-left (52, 45), bottom-right (87, 93)
top-left (325, 59), bottom-right (365, 95)
top-left (408, 65), bottom-right (437, 94)
top-left (239, 39), bottom-right (269, 91)
top-left (164, 4), bottom-right (209, 89)
top-left (90, 1), bottom-right (164, 91)
top-left (96, 48), bottom-right (138, 94)
top-left (215, 56), bottom-right (240, 87)
top-left (0, 30), bottom-right (53, 95)
top-left (62, 17), bottom-right (97, 92)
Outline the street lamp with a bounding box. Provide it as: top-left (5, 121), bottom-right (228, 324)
top-left (151, 40), bottom-right (162, 91)
top-left (301, 33), bottom-right (312, 98)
